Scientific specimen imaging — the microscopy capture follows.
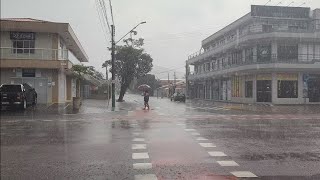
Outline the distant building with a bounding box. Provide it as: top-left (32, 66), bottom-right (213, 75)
top-left (186, 5), bottom-right (320, 104)
top-left (157, 79), bottom-right (186, 97)
top-left (0, 18), bottom-right (89, 104)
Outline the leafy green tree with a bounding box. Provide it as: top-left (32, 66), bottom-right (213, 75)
top-left (72, 64), bottom-right (104, 97)
top-left (105, 38), bottom-right (153, 101)
top-left (87, 66), bottom-right (104, 80)
top-left (71, 64), bottom-right (89, 97)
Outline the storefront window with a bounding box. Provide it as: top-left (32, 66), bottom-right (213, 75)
top-left (206, 63), bottom-right (211, 71)
top-left (211, 61), bottom-right (216, 71)
top-left (13, 40), bottom-right (35, 54)
top-left (278, 45), bottom-right (298, 61)
top-left (232, 76), bottom-right (242, 97)
top-left (245, 48), bottom-right (253, 63)
top-left (11, 32), bottom-right (36, 54)
top-left (278, 80), bottom-right (298, 98)
top-left (257, 44), bottom-right (271, 62)
top-left (245, 81), bottom-right (253, 98)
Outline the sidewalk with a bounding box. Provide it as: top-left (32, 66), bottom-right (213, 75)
top-left (189, 99), bottom-right (320, 114)
top-left (63, 95), bottom-right (141, 115)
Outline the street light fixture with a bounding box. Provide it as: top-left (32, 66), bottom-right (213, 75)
top-left (115, 21), bottom-right (147, 44)
top-left (111, 21), bottom-right (146, 110)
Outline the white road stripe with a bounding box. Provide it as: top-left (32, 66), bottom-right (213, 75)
top-left (184, 129), bottom-right (196, 131)
top-left (217, 160), bottom-right (239, 166)
top-left (230, 171), bottom-right (257, 178)
top-left (132, 153), bottom-right (149, 159)
top-left (134, 174), bottom-right (158, 180)
top-left (199, 143), bottom-right (216, 148)
top-left (133, 138), bottom-right (145, 142)
top-left (176, 123), bottom-right (186, 126)
top-left (133, 163), bottom-right (152, 170)
top-left (132, 132), bottom-right (142, 136)
top-left (191, 132), bottom-right (200, 136)
top-left (132, 144), bottom-right (147, 150)
top-left (208, 151), bottom-right (227, 157)
top-left (196, 137), bottom-right (208, 141)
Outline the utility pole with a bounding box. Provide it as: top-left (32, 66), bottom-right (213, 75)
top-left (174, 72), bottom-right (177, 94)
top-left (174, 72), bottom-right (176, 85)
top-left (167, 73), bottom-right (170, 97)
top-left (111, 25), bottom-right (116, 109)
top-left (185, 61), bottom-right (188, 98)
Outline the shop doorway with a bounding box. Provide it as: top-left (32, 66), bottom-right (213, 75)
top-left (308, 78), bottom-right (320, 102)
top-left (257, 80), bottom-right (272, 102)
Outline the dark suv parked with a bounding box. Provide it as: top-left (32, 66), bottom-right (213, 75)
top-left (0, 83), bottom-right (37, 110)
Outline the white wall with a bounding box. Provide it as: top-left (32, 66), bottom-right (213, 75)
top-left (72, 78), bottom-right (77, 98)
top-left (58, 69), bottom-right (66, 102)
top-left (0, 32), bottom-right (11, 47)
top-left (249, 22), bottom-right (262, 33)
top-left (0, 32), bottom-right (54, 60)
top-left (1, 32), bottom-right (53, 48)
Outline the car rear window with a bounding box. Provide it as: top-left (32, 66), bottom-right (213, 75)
top-left (0, 85), bottom-right (22, 92)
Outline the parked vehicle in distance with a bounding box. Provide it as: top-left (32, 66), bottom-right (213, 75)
top-left (0, 83), bottom-right (37, 110)
top-left (171, 92), bottom-right (186, 102)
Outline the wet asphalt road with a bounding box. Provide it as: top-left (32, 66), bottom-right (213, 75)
top-left (1, 94), bottom-right (320, 180)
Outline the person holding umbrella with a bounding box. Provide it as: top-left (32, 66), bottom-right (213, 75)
top-left (143, 90), bottom-right (150, 110)
top-left (138, 84), bottom-right (151, 110)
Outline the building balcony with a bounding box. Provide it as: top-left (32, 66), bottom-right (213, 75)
top-left (187, 30), bottom-right (320, 65)
top-left (0, 47), bottom-right (68, 60)
top-left (188, 54), bottom-right (320, 80)
top-left (0, 47), bottom-right (73, 69)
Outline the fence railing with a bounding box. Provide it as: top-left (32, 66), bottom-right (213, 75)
top-left (0, 47), bottom-right (69, 60)
top-left (188, 29), bottom-right (318, 60)
top-left (189, 54), bottom-right (320, 76)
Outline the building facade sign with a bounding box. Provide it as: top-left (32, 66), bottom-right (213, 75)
top-left (277, 73), bottom-right (298, 81)
top-left (251, 5), bottom-right (310, 19)
top-left (10, 32), bottom-right (35, 40)
top-left (257, 74), bottom-right (272, 80)
top-left (22, 69), bottom-right (36, 77)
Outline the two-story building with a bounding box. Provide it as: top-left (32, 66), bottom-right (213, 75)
top-left (186, 5), bottom-right (320, 105)
top-left (0, 18), bottom-right (89, 104)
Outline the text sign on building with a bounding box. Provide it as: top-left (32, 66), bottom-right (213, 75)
top-left (10, 32), bottom-right (35, 40)
top-left (251, 5), bottom-right (310, 18)
top-left (22, 69), bottom-right (36, 77)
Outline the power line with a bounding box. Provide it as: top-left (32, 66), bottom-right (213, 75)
top-left (95, 0), bottom-right (110, 43)
top-left (275, 1), bottom-right (283, 6)
top-left (287, 1), bottom-right (294, 6)
top-left (264, 0), bottom-right (271, 6)
top-left (100, 0), bottom-right (112, 34)
top-left (153, 66), bottom-right (185, 75)
top-left (108, 0), bottom-right (115, 25)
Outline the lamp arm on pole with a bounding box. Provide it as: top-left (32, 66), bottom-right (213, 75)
top-left (115, 21), bottom-right (146, 44)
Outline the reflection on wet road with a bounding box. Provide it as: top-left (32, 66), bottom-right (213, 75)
top-left (1, 94), bottom-right (320, 179)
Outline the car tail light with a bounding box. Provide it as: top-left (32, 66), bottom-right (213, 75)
top-left (16, 93), bottom-right (22, 100)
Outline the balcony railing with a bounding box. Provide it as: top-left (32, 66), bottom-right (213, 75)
top-left (189, 54), bottom-right (320, 76)
top-left (0, 47), bottom-right (69, 60)
top-left (188, 28), bottom-right (318, 60)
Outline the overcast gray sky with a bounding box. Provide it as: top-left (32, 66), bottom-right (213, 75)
top-left (2, 0), bottom-right (319, 77)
